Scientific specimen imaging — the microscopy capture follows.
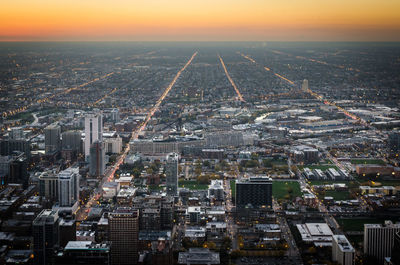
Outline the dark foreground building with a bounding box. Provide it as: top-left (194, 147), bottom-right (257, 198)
top-left (109, 207), bottom-right (139, 265)
top-left (235, 176), bottom-right (272, 208)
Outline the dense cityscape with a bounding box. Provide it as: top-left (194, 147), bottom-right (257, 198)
top-left (0, 42), bottom-right (399, 265)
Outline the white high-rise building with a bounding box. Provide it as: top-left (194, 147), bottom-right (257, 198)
top-left (208, 180), bottom-right (224, 201)
top-left (166, 152), bottom-right (179, 196)
top-left (84, 112), bottom-right (103, 158)
top-left (58, 167), bottom-right (80, 207)
top-left (104, 136), bottom-right (122, 154)
top-left (364, 221), bottom-right (400, 264)
top-left (301, 79), bottom-right (309, 92)
top-left (332, 235), bottom-right (355, 265)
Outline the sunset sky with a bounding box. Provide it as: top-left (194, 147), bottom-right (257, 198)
top-left (1, 0), bottom-right (400, 41)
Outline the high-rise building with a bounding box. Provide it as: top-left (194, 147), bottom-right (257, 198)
top-left (0, 139), bottom-right (31, 160)
top-left (132, 195), bottom-right (174, 230)
top-left (9, 127), bottom-right (24, 140)
top-left (389, 132), bottom-right (400, 154)
top-left (0, 152), bottom-right (29, 187)
top-left (84, 112), bottom-right (103, 158)
top-left (58, 167), bottom-right (80, 207)
top-left (45, 124), bottom-right (61, 154)
top-left (62, 130), bottom-right (82, 153)
top-left (39, 170), bottom-right (59, 202)
top-left (109, 208), bottom-right (139, 265)
top-left (89, 141), bottom-right (105, 177)
top-left (332, 235), bottom-right (355, 265)
top-left (301, 79), bottom-right (309, 91)
top-left (110, 108), bottom-right (120, 122)
top-left (59, 219), bottom-right (76, 248)
top-left (391, 231), bottom-right (400, 265)
top-left (55, 241), bottom-right (111, 265)
top-left (208, 180), bottom-right (224, 201)
top-left (165, 152), bottom-right (179, 196)
top-left (33, 209), bottom-right (60, 265)
top-left (364, 221), bottom-right (400, 264)
top-left (104, 136), bottom-right (122, 154)
top-left (236, 176), bottom-right (272, 208)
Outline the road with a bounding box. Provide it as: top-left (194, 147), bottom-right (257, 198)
top-left (270, 49), bottom-right (362, 73)
top-left (218, 54), bottom-right (245, 102)
top-left (224, 179), bottom-right (238, 250)
top-left (238, 52), bottom-right (368, 126)
top-left (76, 51), bottom-right (198, 221)
top-left (2, 50), bottom-right (158, 119)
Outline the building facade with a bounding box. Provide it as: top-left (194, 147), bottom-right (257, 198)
top-left (44, 124), bottom-right (61, 154)
top-left (89, 141), bottom-right (105, 177)
top-left (364, 221), bottom-right (400, 264)
top-left (165, 152), bottom-right (179, 196)
top-left (332, 235), bottom-right (355, 265)
top-left (236, 177), bottom-right (272, 208)
top-left (58, 167), bottom-right (80, 207)
top-left (85, 112), bottom-right (103, 158)
top-left (33, 210), bottom-right (60, 265)
top-left (109, 208), bottom-right (139, 265)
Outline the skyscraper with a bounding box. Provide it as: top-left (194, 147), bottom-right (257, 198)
top-left (85, 112), bottom-right (103, 158)
top-left (9, 127), bottom-right (24, 140)
top-left (332, 235), bottom-right (355, 265)
top-left (0, 139), bottom-right (31, 161)
top-left (165, 152), bottom-right (179, 196)
top-left (236, 176), bottom-right (272, 208)
top-left (58, 167), bottom-right (80, 207)
top-left (389, 132), bottom-right (400, 154)
top-left (109, 208), bottom-right (139, 265)
top-left (364, 221), bottom-right (400, 264)
top-left (33, 209), bottom-right (60, 265)
top-left (110, 108), bottom-right (120, 122)
top-left (38, 170), bottom-right (59, 202)
top-left (301, 79), bottom-right (309, 92)
top-left (391, 231), bottom-right (400, 265)
top-left (89, 141), bottom-right (105, 177)
top-left (62, 130), bottom-right (82, 153)
top-left (44, 124), bottom-right (61, 154)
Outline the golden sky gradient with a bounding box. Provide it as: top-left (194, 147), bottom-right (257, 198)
top-left (1, 0), bottom-right (400, 41)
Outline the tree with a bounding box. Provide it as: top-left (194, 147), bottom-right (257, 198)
top-left (203, 160), bottom-right (211, 167)
top-left (194, 166), bottom-right (202, 176)
top-left (132, 168), bottom-right (141, 178)
top-left (203, 241), bottom-right (217, 249)
top-left (197, 174), bottom-right (210, 184)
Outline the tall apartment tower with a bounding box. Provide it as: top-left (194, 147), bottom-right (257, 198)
top-left (236, 176), bottom-right (272, 208)
top-left (58, 167), bottom-right (80, 207)
top-left (109, 208), bottom-right (139, 265)
top-left (61, 130), bottom-right (82, 153)
top-left (364, 221), bottom-right (400, 264)
top-left (165, 152), bottom-right (179, 196)
top-left (44, 124), bottom-right (61, 154)
top-left (392, 232), bottom-right (400, 265)
top-left (332, 235), bottom-right (355, 265)
top-left (84, 112), bottom-right (103, 158)
top-left (89, 141), bottom-right (105, 177)
top-left (33, 209), bottom-right (60, 265)
top-left (389, 132), bottom-right (400, 154)
top-left (301, 79), bottom-right (309, 92)
top-left (110, 108), bottom-right (120, 122)
top-left (38, 170), bottom-right (59, 202)
top-left (9, 127), bottom-right (24, 140)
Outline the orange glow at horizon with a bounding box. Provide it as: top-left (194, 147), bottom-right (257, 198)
top-left (1, 0), bottom-right (400, 41)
